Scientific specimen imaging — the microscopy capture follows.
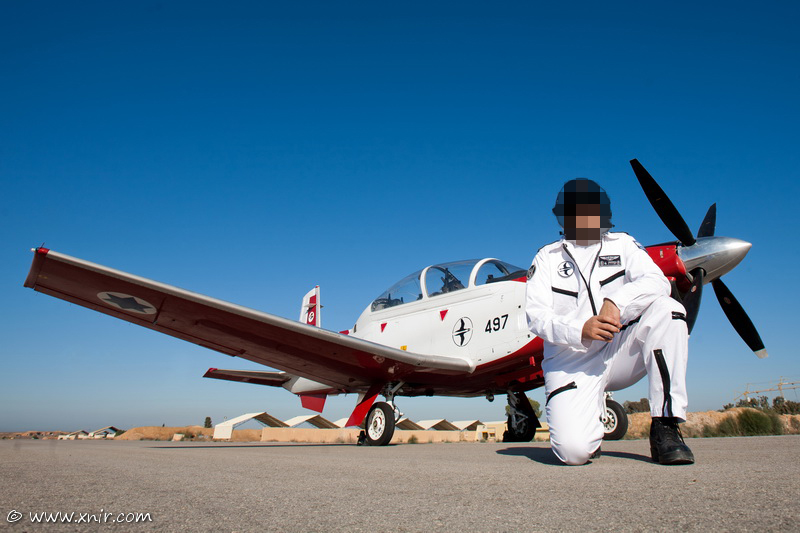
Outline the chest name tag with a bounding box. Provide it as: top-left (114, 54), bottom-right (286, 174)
top-left (599, 255), bottom-right (621, 267)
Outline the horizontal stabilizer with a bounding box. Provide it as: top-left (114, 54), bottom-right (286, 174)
top-left (203, 368), bottom-right (291, 387)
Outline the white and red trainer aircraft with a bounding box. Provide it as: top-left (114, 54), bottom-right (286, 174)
top-left (23, 160), bottom-right (766, 445)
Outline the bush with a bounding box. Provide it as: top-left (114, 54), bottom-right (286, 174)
top-left (737, 410), bottom-right (782, 436)
top-left (716, 416), bottom-right (740, 436)
top-left (407, 434), bottom-right (418, 444)
top-left (706, 409), bottom-right (783, 437)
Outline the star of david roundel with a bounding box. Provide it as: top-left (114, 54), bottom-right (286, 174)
top-left (97, 292), bottom-right (157, 315)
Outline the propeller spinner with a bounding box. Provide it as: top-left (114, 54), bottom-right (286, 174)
top-left (630, 159), bottom-right (767, 358)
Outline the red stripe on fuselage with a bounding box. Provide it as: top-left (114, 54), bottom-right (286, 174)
top-left (396, 336), bottom-right (545, 397)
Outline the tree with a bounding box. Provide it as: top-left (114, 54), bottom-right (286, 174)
top-left (772, 396), bottom-right (800, 415)
top-left (735, 395), bottom-right (772, 410)
top-left (504, 398), bottom-right (542, 418)
top-left (623, 398), bottom-right (650, 413)
top-left (529, 399), bottom-right (542, 418)
top-left (204, 416), bottom-right (212, 428)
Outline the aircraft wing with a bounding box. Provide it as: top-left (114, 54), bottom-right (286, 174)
top-left (24, 248), bottom-right (474, 390)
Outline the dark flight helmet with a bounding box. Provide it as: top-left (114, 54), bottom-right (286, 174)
top-left (552, 178), bottom-right (613, 233)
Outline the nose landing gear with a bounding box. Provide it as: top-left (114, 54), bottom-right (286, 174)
top-left (358, 382), bottom-right (404, 446)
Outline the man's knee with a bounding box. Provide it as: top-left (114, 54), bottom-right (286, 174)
top-left (648, 294), bottom-right (686, 316)
top-left (643, 296), bottom-right (688, 333)
top-left (552, 440), bottom-right (594, 466)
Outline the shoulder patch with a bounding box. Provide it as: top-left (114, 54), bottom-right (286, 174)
top-left (527, 264), bottom-right (536, 280)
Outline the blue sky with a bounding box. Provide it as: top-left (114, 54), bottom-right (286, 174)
top-left (2, 2), bottom-right (799, 431)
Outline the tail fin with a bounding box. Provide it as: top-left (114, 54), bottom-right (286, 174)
top-left (299, 286), bottom-right (321, 327)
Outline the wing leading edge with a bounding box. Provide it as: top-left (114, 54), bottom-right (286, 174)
top-left (24, 248), bottom-right (474, 390)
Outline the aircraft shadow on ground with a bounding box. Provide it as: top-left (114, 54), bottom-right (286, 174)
top-left (496, 447), bottom-right (653, 465)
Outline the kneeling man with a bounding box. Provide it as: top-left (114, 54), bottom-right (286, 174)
top-left (526, 178), bottom-right (694, 465)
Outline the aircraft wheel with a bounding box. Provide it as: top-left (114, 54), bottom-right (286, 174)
top-left (364, 402), bottom-right (395, 446)
top-left (504, 414), bottom-right (537, 442)
top-left (603, 399), bottom-right (628, 440)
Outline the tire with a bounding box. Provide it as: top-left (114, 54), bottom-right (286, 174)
top-left (364, 402), bottom-right (395, 446)
top-left (505, 414), bottom-right (537, 442)
top-left (603, 399), bottom-right (628, 440)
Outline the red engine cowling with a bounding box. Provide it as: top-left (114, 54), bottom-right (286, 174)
top-left (646, 244), bottom-right (692, 293)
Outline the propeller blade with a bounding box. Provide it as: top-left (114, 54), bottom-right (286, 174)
top-left (712, 279), bottom-right (768, 358)
top-left (697, 203), bottom-right (717, 238)
top-left (630, 159), bottom-right (696, 246)
top-left (682, 268), bottom-right (704, 334)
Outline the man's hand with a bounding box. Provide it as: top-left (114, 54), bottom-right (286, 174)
top-left (598, 299), bottom-right (621, 327)
top-left (582, 299), bottom-right (622, 342)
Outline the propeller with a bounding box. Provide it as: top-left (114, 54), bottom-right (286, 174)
top-left (630, 159), bottom-right (696, 246)
top-left (697, 203), bottom-right (716, 239)
top-left (629, 159), bottom-right (767, 358)
top-left (682, 268), bottom-right (704, 334)
top-left (682, 204), bottom-right (715, 332)
top-left (712, 279), bottom-right (768, 358)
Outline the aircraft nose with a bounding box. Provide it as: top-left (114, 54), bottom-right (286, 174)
top-left (724, 238), bottom-right (752, 264)
top-left (678, 237), bottom-right (753, 282)
top-left (733, 238), bottom-right (752, 258)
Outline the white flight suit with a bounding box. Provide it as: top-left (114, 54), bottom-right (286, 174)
top-left (525, 232), bottom-right (689, 465)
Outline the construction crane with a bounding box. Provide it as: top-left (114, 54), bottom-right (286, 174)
top-left (734, 377), bottom-right (800, 401)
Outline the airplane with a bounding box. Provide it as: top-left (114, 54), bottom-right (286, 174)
top-left (22, 159), bottom-right (767, 446)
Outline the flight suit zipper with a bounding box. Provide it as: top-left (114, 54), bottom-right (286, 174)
top-left (561, 242), bottom-right (603, 316)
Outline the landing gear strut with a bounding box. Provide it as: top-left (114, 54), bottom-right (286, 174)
top-left (503, 391), bottom-right (541, 442)
top-left (359, 383), bottom-right (404, 446)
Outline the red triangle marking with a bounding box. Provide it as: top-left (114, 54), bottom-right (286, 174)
top-left (440, 309), bottom-right (448, 321)
top-left (380, 323), bottom-right (387, 333)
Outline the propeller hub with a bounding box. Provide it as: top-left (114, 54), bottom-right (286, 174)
top-left (678, 237), bottom-right (752, 283)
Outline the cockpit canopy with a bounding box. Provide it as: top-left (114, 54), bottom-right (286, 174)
top-left (370, 259), bottom-right (526, 312)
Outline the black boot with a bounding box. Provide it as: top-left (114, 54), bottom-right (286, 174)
top-left (650, 417), bottom-right (695, 465)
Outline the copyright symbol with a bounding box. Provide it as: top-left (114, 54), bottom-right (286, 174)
top-left (7, 510), bottom-right (22, 523)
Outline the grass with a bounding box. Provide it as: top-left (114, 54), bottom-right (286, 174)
top-left (701, 409), bottom-right (784, 438)
top-left (619, 409), bottom-right (796, 440)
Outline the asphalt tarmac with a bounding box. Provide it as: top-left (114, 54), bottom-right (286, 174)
top-left (1, 436), bottom-right (797, 532)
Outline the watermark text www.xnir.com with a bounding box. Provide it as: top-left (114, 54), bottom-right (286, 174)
top-left (7, 508), bottom-right (152, 524)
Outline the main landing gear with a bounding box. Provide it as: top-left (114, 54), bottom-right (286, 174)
top-left (358, 383), bottom-right (403, 446)
top-left (503, 391), bottom-right (541, 442)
